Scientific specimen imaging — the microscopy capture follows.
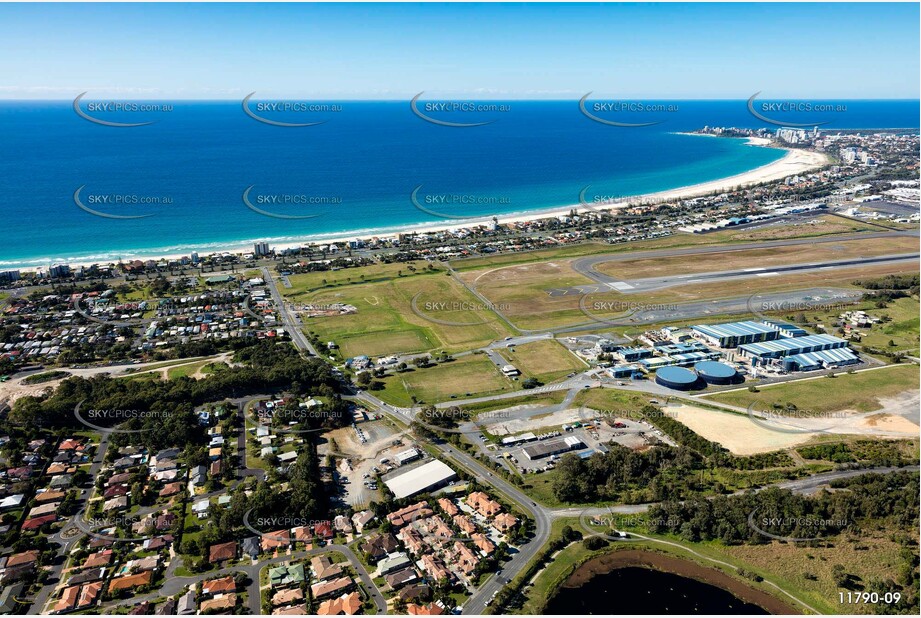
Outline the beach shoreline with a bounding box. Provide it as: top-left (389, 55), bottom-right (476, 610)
top-left (6, 140), bottom-right (828, 272)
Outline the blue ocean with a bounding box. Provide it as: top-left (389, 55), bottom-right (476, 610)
top-left (0, 99), bottom-right (917, 268)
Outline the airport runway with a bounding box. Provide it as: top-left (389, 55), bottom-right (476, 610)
top-left (566, 286), bottom-right (867, 330)
top-left (545, 229), bottom-right (917, 297)
top-left (548, 250), bottom-right (919, 296)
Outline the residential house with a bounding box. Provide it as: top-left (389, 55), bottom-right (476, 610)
top-left (316, 591), bottom-right (361, 615)
top-left (208, 541), bottom-right (237, 565)
top-left (466, 492), bottom-right (501, 518)
top-left (200, 593), bottom-right (237, 613)
top-left (310, 576), bottom-right (353, 600)
top-left (493, 512), bottom-right (518, 533)
top-left (202, 576), bottom-right (236, 596)
top-left (310, 555), bottom-right (342, 581)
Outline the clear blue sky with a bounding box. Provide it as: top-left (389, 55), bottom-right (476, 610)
top-left (0, 2), bottom-right (918, 99)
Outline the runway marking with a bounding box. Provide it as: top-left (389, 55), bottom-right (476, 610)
top-left (743, 267), bottom-right (766, 272)
top-left (756, 272), bottom-right (780, 277)
top-left (608, 282), bottom-right (635, 291)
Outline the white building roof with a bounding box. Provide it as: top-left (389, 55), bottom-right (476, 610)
top-left (383, 460), bottom-right (457, 500)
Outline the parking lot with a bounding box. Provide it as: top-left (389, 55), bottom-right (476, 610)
top-left (320, 419), bottom-right (409, 506)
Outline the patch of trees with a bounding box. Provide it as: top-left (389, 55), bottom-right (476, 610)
top-left (797, 440), bottom-right (917, 467)
top-left (646, 471), bottom-right (919, 545)
top-left (854, 274), bottom-right (919, 296)
top-left (8, 341), bottom-right (340, 448)
top-left (551, 443), bottom-right (704, 503)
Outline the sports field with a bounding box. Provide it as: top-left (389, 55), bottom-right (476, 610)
top-left (375, 354), bottom-right (515, 406)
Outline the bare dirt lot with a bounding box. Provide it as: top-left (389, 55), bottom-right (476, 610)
top-left (665, 402), bottom-right (920, 455)
top-left (320, 420), bottom-right (409, 507)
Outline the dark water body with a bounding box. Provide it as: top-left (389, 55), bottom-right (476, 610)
top-left (545, 566), bottom-right (769, 615)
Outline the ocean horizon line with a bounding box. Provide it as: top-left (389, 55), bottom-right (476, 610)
top-left (2, 97), bottom-right (920, 103)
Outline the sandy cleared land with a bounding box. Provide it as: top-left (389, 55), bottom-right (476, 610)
top-left (321, 420), bottom-right (407, 507)
top-left (665, 402), bottom-right (920, 456)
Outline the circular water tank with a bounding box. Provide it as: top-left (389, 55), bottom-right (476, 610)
top-left (655, 366), bottom-right (700, 390)
top-left (694, 361), bottom-right (738, 385)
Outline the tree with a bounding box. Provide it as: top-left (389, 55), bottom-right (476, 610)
top-left (583, 536), bottom-right (607, 550)
top-left (522, 377), bottom-right (542, 389)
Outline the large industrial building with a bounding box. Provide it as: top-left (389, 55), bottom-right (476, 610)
top-left (761, 320), bottom-right (808, 338)
top-left (692, 321), bottom-right (780, 348)
top-left (783, 348), bottom-right (861, 371)
top-left (616, 347), bottom-right (653, 362)
top-left (522, 436), bottom-right (585, 460)
top-left (738, 333), bottom-right (848, 361)
top-left (383, 460), bottom-right (457, 499)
